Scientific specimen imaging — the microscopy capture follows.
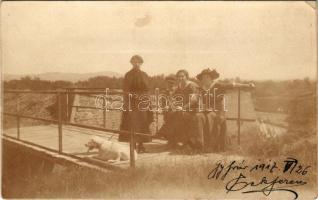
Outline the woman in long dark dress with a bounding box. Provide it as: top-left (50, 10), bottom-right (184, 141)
top-left (119, 55), bottom-right (153, 153)
top-left (171, 69), bottom-right (199, 148)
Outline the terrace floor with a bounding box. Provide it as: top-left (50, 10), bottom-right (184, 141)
top-left (3, 124), bottom-right (235, 169)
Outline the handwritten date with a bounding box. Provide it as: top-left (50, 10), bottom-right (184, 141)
top-left (207, 157), bottom-right (310, 199)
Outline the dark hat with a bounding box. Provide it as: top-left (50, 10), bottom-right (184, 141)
top-left (130, 55), bottom-right (143, 64)
top-left (196, 68), bottom-right (219, 81)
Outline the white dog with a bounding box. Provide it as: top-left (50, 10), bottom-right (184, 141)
top-left (85, 136), bottom-right (138, 163)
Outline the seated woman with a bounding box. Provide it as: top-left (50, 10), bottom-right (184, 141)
top-left (157, 75), bottom-right (177, 147)
top-left (190, 68), bottom-right (255, 152)
top-left (168, 69), bottom-right (199, 149)
top-left (189, 68), bottom-right (226, 152)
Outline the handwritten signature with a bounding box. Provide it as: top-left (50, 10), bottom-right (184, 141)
top-left (207, 158), bottom-right (310, 199)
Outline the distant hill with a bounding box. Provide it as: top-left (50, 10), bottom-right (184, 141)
top-left (3, 71), bottom-right (122, 82)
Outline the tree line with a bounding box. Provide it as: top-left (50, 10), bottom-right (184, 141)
top-left (4, 74), bottom-right (314, 96)
top-left (4, 75), bottom-right (316, 134)
top-left (4, 75), bottom-right (170, 90)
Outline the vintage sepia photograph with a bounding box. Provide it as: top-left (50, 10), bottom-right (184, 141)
top-left (1, 1), bottom-right (317, 199)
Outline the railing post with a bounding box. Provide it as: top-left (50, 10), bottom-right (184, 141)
top-left (155, 88), bottom-right (159, 134)
top-left (17, 95), bottom-right (20, 139)
top-left (130, 110), bottom-right (136, 168)
top-left (237, 88), bottom-right (241, 145)
top-left (103, 88), bottom-right (107, 128)
top-left (17, 116), bottom-right (20, 140)
top-left (58, 92), bottom-right (63, 153)
top-left (66, 89), bottom-right (69, 123)
top-left (130, 128), bottom-right (136, 168)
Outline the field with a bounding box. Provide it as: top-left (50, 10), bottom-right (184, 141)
top-left (3, 93), bottom-right (56, 129)
top-left (2, 152), bottom-right (317, 199)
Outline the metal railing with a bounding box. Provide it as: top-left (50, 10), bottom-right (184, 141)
top-left (3, 87), bottom-right (255, 168)
top-left (3, 89), bottom-right (159, 168)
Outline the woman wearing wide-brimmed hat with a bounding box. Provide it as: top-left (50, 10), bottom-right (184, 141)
top-left (191, 68), bottom-right (255, 152)
top-left (119, 55), bottom-right (153, 153)
top-left (190, 68), bottom-right (227, 152)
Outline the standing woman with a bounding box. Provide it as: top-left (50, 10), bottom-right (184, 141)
top-left (119, 55), bottom-right (153, 153)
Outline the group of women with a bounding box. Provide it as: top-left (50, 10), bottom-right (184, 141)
top-left (158, 68), bottom-right (228, 153)
top-left (118, 55), bottom-right (250, 153)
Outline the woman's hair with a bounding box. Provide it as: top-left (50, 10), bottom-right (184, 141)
top-left (130, 55), bottom-right (143, 64)
top-left (176, 69), bottom-right (189, 79)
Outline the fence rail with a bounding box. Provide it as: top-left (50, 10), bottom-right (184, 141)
top-left (3, 87), bottom-right (253, 168)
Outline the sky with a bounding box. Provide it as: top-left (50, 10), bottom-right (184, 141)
top-left (1, 1), bottom-right (317, 80)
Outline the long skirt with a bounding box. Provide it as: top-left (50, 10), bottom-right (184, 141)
top-left (157, 111), bottom-right (175, 142)
top-left (189, 112), bottom-right (226, 152)
top-left (158, 111), bottom-right (194, 145)
top-left (119, 110), bottom-right (153, 143)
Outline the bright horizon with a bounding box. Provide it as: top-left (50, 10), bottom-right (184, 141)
top-left (1, 1), bottom-right (317, 80)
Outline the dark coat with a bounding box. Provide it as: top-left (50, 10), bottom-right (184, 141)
top-left (118, 68), bottom-right (153, 143)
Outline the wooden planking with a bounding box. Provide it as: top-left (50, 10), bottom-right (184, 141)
top-left (4, 124), bottom-right (218, 168)
top-left (3, 136), bottom-right (113, 172)
top-left (3, 125), bottom-right (170, 167)
top-left (3, 124), bottom-right (246, 170)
